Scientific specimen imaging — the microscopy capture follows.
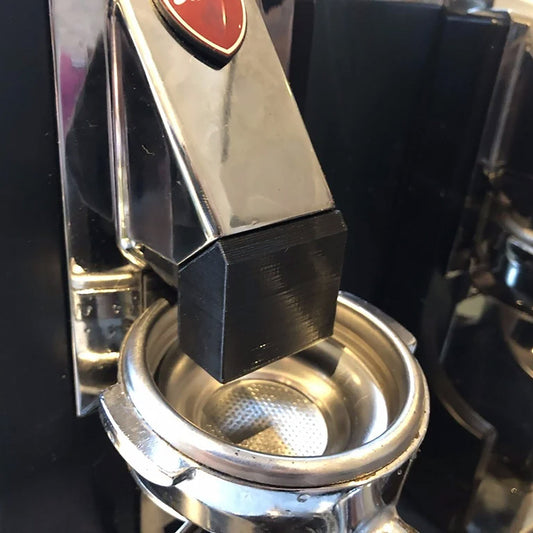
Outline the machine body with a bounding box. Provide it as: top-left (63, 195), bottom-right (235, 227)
top-left (51, 0), bottom-right (346, 406)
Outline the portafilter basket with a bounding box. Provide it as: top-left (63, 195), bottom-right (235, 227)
top-left (100, 292), bottom-right (429, 532)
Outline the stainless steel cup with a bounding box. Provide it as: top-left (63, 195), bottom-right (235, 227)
top-left (100, 292), bottom-right (429, 532)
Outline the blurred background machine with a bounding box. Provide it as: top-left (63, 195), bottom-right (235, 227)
top-left (295, 0), bottom-right (533, 530)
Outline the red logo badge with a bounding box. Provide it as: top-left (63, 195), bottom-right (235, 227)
top-left (155, 0), bottom-right (246, 63)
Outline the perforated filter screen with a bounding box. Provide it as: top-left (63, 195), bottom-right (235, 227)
top-left (200, 379), bottom-right (329, 456)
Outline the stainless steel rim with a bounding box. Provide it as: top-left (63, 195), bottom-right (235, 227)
top-left (117, 292), bottom-right (429, 488)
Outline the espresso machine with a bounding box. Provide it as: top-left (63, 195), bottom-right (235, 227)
top-left (0, 0), bottom-right (531, 531)
top-left (295, 0), bottom-right (533, 530)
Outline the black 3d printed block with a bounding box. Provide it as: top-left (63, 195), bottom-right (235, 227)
top-left (177, 210), bottom-right (346, 382)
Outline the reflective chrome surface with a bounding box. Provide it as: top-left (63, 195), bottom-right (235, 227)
top-left (160, 292), bottom-right (417, 456)
top-left (160, 337), bottom-right (390, 458)
top-left (111, 0), bottom-right (333, 258)
top-left (108, 292), bottom-right (428, 487)
top-left (135, 471), bottom-right (416, 533)
top-left (71, 268), bottom-right (140, 396)
top-left (141, 495), bottom-right (199, 533)
top-left (100, 292), bottom-right (428, 531)
top-left (49, 0), bottom-right (337, 412)
top-left (49, 0), bottom-right (144, 414)
top-left (472, 196), bottom-right (533, 317)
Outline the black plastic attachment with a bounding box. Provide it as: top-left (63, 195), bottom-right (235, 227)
top-left (177, 210), bottom-right (346, 382)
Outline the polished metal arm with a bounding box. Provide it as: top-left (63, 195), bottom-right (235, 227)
top-left (109, 0), bottom-right (347, 381)
top-left (50, 0), bottom-right (346, 409)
